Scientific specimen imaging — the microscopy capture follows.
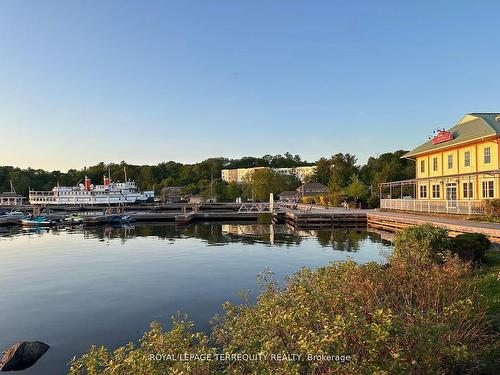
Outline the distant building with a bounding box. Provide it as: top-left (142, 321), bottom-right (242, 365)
top-left (0, 192), bottom-right (25, 206)
top-left (296, 182), bottom-right (328, 199)
top-left (221, 166), bottom-right (315, 184)
top-left (278, 191), bottom-right (298, 202)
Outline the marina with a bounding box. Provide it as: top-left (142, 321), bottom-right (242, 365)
top-left (4, 201), bottom-right (500, 242)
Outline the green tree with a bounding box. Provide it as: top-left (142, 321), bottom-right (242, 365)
top-left (137, 166), bottom-right (156, 190)
top-left (312, 157), bottom-right (333, 184)
top-left (226, 182), bottom-right (242, 202)
top-left (243, 169), bottom-right (301, 201)
top-left (359, 150), bottom-right (414, 208)
top-left (344, 174), bottom-right (369, 204)
top-left (328, 153), bottom-right (359, 193)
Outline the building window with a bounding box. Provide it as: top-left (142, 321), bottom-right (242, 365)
top-left (464, 151), bottom-right (471, 167)
top-left (447, 154), bottom-right (453, 169)
top-left (420, 160), bottom-right (425, 173)
top-left (432, 184), bottom-right (440, 198)
top-left (432, 157), bottom-right (438, 171)
top-left (419, 185), bottom-right (427, 199)
top-left (484, 147), bottom-right (491, 164)
top-left (463, 182), bottom-right (473, 198)
top-left (482, 181), bottom-right (494, 198)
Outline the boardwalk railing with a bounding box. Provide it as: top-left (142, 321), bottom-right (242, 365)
top-left (237, 203), bottom-right (271, 213)
top-left (380, 199), bottom-right (485, 215)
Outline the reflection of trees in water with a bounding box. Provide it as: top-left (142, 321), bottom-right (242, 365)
top-left (316, 229), bottom-right (386, 252)
top-left (84, 224), bottom-right (182, 242)
top-left (4, 223), bottom-right (390, 250)
top-left (82, 223), bottom-right (305, 246)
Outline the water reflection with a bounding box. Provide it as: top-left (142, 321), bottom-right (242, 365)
top-left (1, 222), bottom-right (392, 252)
top-left (0, 223), bottom-right (391, 375)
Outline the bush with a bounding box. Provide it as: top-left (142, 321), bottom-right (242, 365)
top-left (329, 193), bottom-right (345, 207)
top-left (69, 255), bottom-right (496, 374)
top-left (301, 197), bottom-right (315, 204)
top-left (450, 233), bottom-right (490, 264)
top-left (392, 224), bottom-right (449, 264)
top-left (319, 196), bottom-right (329, 206)
top-left (484, 199), bottom-right (500, 216)
top-left (393, 225), bottom-right (491, 265)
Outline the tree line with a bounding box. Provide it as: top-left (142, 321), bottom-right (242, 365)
top-left (0, 151), bottom-right (414, 207)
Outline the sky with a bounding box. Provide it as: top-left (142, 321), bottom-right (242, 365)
top-left (1, 0), bottom-right (500, 171)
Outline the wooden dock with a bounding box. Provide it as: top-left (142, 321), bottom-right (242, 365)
top-left (367, 211), bottom-right (500, 243)
top-left (278, 209), bottom-right (367, 228)
top-left (277, 207), bottom-right (500, 243)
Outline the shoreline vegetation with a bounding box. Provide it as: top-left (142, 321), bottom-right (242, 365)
top-left (68, 225), bottom-right (499, 375)
top-left (0, 151), bottom-right (414, 207)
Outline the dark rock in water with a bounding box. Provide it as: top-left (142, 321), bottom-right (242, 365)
top-left (0, 341), bottom-right (50, 371)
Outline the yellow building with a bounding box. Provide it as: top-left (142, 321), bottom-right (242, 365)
top-left (381, 113), bottom-right (500, 214)
top-left (221, 166), bottom-right (315, 184)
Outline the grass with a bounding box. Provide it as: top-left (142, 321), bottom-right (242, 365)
top-left (472, 249), bottom-right (500, 373)
top-left (475, 250), bottom-right (500, 331)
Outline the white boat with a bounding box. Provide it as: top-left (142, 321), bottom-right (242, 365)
top-left (0, 210), bottom-right (25, 225)
top-left (21, 216), bottom-right (55, 227)
top-left (29, 173), bottom-right (154, 206)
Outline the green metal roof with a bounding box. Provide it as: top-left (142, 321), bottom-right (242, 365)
top-left (403, 113), bottom-right (500, 159)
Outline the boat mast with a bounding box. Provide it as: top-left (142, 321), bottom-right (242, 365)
top-left (123, 166), bottom-right (128, 182)
top-left (10, 179), bottom-right (16, 193)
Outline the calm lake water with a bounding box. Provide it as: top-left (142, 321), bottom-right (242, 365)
top-left (0, 223), bottom-right (392, 374)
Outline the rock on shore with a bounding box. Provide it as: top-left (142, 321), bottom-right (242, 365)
top-left (0, 341), bottom-right (50, 371)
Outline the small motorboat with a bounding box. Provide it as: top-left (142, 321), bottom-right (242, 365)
top-left (0, 210), bottom-right (25, 225)
top-left (21, 216), bottom-right (55, 227)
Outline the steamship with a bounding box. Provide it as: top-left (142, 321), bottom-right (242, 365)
top-left (29, 175), bottom-right (154, 205)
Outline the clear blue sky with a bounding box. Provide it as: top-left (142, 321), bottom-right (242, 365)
top-left (1, 0), bottom-right (499, 171)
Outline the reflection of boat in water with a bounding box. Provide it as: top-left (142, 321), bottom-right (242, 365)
top-left (21, 216), bottom-right (55, 227)
top-left (63, 214), bottom-right (84, 225)
top-left (22, 226), bottom-right (51, 234)
top-left (109, 215), bottom-right (134, 224)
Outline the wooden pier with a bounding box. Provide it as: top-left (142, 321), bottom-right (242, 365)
top-left (367, 211), bottom-right (500, 243)
top-left (277, 206), bottom-right (500, 243)
top-left (279, 209), bottom-right (367, 228)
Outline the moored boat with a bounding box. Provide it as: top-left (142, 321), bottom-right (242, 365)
top-left (29, 169), bottom-right (154, 206)
top-left (0, 209), bottom-right (26, 226)
top-left (21, 216), bottom-right (55, 227)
